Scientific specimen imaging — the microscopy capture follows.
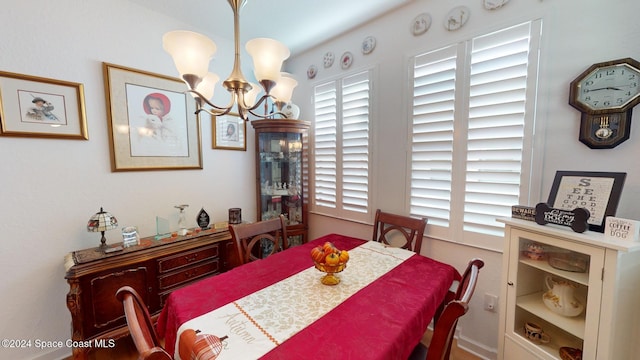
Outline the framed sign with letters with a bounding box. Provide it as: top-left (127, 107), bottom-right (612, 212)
top-left (547, 171), bottom-right (626, 232)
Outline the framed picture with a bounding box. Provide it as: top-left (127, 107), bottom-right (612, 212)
top-left (103, 63), bottom-right (202, 171)
top-left (0, 70), bottom-right (88, 139)
top-left (212, 113), bottom-right (246, 151)
top-left (547, 171), bottom-right (626, 232)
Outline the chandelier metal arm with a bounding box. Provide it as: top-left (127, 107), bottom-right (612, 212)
top-left (244, 93), bottom-right (289, 119)
top-left (164, 0), bottom-right (295, 121)
top-left (189, 89), bottom-right (236, 111)
top-left (187, 89), bottom-right (288, 120)
top-left (247, 107), bottom-right (289, 119)
top-left (195, 107), bottom-right (232, 118)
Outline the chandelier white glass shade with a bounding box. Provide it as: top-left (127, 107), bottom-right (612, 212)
top-left (162, 0), bottom-right (295, 120)
top-left (270, 73), bottom-right (298, 110)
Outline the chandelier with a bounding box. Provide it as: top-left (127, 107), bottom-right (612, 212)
top-left (162, 0), bottom-right (297, 121)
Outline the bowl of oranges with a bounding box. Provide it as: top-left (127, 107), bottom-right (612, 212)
top-left (310, 241), bottom-right (350, 285)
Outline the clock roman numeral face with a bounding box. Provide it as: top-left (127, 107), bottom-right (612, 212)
top-left (577, 64), bottom-right (640, 111)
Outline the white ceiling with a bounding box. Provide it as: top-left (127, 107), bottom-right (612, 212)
top-left (129, 0), bottom-right (412, 55)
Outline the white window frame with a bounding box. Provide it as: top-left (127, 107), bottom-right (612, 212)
top-left (310, 68), bottom-right (374, 223)
top-left (407, 20), bottom-right (543, 251)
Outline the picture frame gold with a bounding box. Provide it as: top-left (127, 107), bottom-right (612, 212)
top-left (103, 63), bottom-right (202, 171)
top-left (212, 113), bottom-right (246, 151)
top-left (547, 171), bottom-right (626, 232)
top-left (0, 70), bottom-right (88, 139)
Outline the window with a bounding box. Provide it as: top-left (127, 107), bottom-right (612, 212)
top-left (312, 70), bottom-right (372, 222)
top-left (409, 21), bottom-right (542, 249)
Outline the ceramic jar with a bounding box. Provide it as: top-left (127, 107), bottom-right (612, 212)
top-left (542, 276), bottom-right (585, 317)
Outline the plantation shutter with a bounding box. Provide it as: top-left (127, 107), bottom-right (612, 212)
top-left (410, 45), bottom-right (458, 227)
top-left (409, 20), bottom-right (540, 243)
top-left (312, 70), bottom-right (372, 220)
top-left (463, 22), bottom-right (535, 236)
top-left (341, 72), bottom-right (370, 213)
top-left (313, 82), bottom-right (338, 208)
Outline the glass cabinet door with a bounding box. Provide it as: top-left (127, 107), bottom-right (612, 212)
top-left (258, 132), bottom-right (303, 222)
top-left (505, 229), bottom-right (604, 359)
top-left (252, 120), bottom-right (309, 247)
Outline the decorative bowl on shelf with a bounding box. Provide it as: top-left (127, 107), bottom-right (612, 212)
top-left (559, 347), bottom-right (582, 360)
top-left (548, 250), bottom-right (589, 273)
top-left (524, 242), bottom-right (546, 260)
top-left (314, 261), bottom-right (347, 285)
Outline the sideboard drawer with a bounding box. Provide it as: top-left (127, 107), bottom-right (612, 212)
top-left (157, 244), bottom-right (219, 273)
top-left (158, 259), bottom-right (220, 290)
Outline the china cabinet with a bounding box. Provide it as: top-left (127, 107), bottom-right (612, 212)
top-left (497, 218), bottom-right (640, 360)
top-left (251, 119), bottom-right (310, 246)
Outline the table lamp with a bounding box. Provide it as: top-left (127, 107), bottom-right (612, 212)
top-left (87, 207), bottom-right (118, 251)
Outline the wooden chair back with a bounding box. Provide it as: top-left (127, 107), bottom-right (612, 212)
top-left (409, 258), bottom-right (484, 360)
top-left (116, 286), bottom-right (172, 360)
top-left (408, 300), bottom-right (469, 360)
top-left (372, 209), bottom-right (427, 253)
top-left (230, 214), bottom-right (288, 265)
top-left (455, 258), bottom-right (484, 303)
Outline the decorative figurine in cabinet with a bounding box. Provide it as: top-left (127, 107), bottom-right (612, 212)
top-left (251, 119), bottom-right (310, 247)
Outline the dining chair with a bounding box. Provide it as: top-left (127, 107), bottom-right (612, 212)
top-left (408, 300), bottom-right (469, 360)
top-left (372, 209), bottom-right (427, 254)
top-left (409, 258), bottom-right (484, 360)
top-left (115, 286), bottom-right (172, 360)
top-left (230, 214), bottom-right (288, 265)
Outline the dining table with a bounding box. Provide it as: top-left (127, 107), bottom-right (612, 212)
top-left (156, 233), bottom-right (459, 360)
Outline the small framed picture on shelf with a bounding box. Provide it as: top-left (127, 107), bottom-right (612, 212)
top-left (547, 171), bottom-right (626, 232)
top-left (213, 113), bottom-right (246, 151)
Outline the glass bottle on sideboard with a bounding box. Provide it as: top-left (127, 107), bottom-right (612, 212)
top-left (251, 119), bottom-right (310, 247)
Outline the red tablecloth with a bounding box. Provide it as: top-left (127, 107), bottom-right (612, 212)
top-left (156, 234), bottom-right (459, 359)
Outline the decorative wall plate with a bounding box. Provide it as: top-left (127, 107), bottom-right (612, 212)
top-left (362, 36), bottom-right (376, 55)
top-left (307, 65), bottom-right (318, 79)
top-left (483, 0), bottom-right (510, 10)
top-left (282, 102), bottom-right (300, 119)
top-left (444, 6), bottom-right (470, 31)
top-left (411, 13), bottom-right (432, 36)
top-left (340, 52), bottom-right (353, 69)
top-left (323, 52), bottom-right (335, 68)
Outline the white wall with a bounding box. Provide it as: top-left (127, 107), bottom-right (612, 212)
top-left (0, 1), bottom-right (258, 359)
top-left (288, 0), bottom-right (640, 358)
top-left (1, 0), bottom-right (639, 359)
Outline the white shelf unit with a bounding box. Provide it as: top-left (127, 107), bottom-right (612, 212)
top-left (497, 218), bottom-right (640, 360)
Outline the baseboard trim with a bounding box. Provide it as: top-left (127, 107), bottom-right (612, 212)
top-left (457, 333), bottom-right (498, 360)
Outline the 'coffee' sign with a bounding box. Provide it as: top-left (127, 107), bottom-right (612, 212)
top-left (604, 217), bottom-right (640, 241)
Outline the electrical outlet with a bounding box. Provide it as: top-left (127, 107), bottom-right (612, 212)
top-left (484, 293), bottom-right (498, 312)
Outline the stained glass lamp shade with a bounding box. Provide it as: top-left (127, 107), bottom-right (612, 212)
top-left (87, 207), bottom-right (118, 250)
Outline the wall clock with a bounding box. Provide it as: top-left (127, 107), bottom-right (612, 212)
top-left (569, 58), bottom-right (640, 149)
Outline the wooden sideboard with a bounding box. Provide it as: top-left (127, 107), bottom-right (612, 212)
top-left (65, 228), bottom-right (236, 359)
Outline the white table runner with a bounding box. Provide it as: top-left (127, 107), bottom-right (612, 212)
top-left (174, 241), bottom-right (414, 360)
